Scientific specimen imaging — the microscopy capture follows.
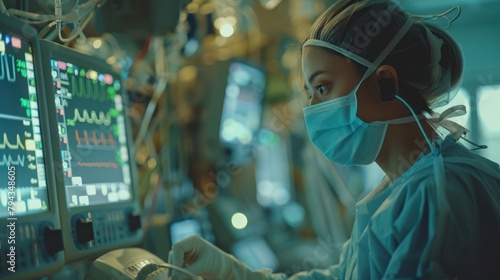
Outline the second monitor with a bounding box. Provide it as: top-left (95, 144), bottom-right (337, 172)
top-left (40, 39), bottom-right (142, 262)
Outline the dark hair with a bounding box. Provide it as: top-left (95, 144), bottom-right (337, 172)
top-left (303, 0), bottom-right (463, 113)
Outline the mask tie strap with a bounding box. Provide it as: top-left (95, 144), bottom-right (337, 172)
top-left (361, 18), bottom-right (414, 85)
top-left (427, 105), bottom-right (468, 140)
top-left (409, 6), bottom-right (461, 30)
top-left (383, 104), bottom-right (466, 126)
top-left (427, 105), bottom-right (488, 150)
top-left (303, 39), bottom-right (371, 68)
top-left (384, 114), bottom-right (426, 125)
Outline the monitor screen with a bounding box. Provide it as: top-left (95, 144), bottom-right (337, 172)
top-left (0, 30), bottom-right (49, 217)
top-left (48, 54), bottom-right (132, 207)
top-left (219, 61), bottom-right (266, 146)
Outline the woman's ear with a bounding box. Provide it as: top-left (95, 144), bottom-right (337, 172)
top-left (376, 65), bottom-right (399, 92)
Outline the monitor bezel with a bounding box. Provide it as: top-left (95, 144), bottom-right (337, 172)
top-left (39, 39), bottom-right (142, 262)
top-left (0, 13), bottom-right (64, 279)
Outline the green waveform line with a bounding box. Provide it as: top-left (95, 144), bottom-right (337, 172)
top-left (71, 76), bottom-right (107, 101)
top-left (67, 108), bottom-right (111, 126)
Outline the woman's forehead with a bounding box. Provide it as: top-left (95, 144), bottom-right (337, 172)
top-left (302, 46), bottom-right (350, 74)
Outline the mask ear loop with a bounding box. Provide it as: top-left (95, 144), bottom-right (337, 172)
top-left (408, 6), bottom-right (461, 30)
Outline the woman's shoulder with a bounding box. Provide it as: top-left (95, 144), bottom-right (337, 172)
top-left (375, 141), bottom-right (500, 222)
top-left (365, 142), bottom-right (500, 279)
top-left (442, 141), bottom-right (500, 176)
top-left (399, 140), bottom-right (499, 192)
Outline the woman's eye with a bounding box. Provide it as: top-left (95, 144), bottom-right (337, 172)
top-left (316, 85), bottom-right (328, 95)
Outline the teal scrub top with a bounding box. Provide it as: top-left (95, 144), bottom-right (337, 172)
top-left (279, 135), bottom-right (500, 279)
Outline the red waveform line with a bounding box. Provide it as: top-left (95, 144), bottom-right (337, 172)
top-left (75, 130), bottom-right (116, 146)
top-left (77, 161), bottom-right (118, 169)
top-left (83, 130), bottom-right (90, 145)
top-left (74, 130), bottom-right (90, 145)
top-left (75, 130), bottom-right (81, 145)
top-left (92, 131), bottom-right (98, 145)
top-left (108, 132), bottom-right (116, 146)
top-left (75, 130), bottom-right (90, 145)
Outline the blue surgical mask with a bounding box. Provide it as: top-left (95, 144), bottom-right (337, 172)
top-left (303, 83), bottom-right (416, 165)
top-left (304, 88), bottom-right (385, 165)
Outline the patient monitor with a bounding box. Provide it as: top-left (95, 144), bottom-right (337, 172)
top-left (39, 39), bottom-right (142, 263)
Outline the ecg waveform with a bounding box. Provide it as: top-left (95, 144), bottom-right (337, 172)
top-left (77, 161), bottom-right (118, 169)
top-left (68, 109), bottom-right (111, 126)
top-left (71, 76), bottom-right (107, 101)
top-left (75, 130), bottom-right (116, 146)
top-left (0, 53), bottom-right (16, 82)
top-left (0, 154), bottom-right (25, 166)
top-left (0, 133), bottom-right (25, 150)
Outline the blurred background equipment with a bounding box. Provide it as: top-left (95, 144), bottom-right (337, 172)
top-left (197, 58), bottom-right (267, 164)
top-left (94, 0), bottom-right (181, 40)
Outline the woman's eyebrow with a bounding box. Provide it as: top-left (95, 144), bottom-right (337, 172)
top-left (307, 70), bottom-right (327, 85)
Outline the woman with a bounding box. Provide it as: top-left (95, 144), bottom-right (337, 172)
top-left (170, 0), bottom-right (500, 279)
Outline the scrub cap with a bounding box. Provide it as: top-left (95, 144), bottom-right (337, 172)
top-left (303, 0), bottom-right (463, 109)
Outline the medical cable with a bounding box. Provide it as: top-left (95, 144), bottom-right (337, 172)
top-left (395, 95), bottom-right (436, 154)
top-left (459, 136), bottom-right (488, 151)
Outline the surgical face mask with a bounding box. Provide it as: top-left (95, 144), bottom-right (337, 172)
top-left (302, 16), bottom-right (416, 166)
top-left (303, 82), bottom-right (418, 165)
top-left (304, 86), bottom-right (386, 165)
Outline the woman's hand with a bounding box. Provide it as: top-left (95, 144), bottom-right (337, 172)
top-left (169, 235), bottom-right (271, 280)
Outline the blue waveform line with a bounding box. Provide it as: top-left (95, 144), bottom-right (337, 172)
top-left (0, 154), bottom-right (25, 166)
